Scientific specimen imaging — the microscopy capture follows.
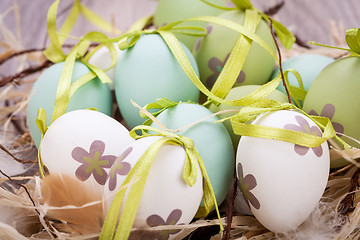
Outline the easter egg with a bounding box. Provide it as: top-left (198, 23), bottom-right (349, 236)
top-left (40, 110), bottom-right (134, 188)
top-left (104, 136), bottom-right (203, 239)
top-left (209, 85), bottom-right (289, 149)
top-left (194, 10), bottom-right (276, 89)
top-left (153, 0), bottom-right (230, 50)
top-left (271, 54), bottom-right (334, 106)
top-left (303, 56), bottom-right (360, 168)
top-left (27, 61), bottom-right (113, 147)
top-left (150, 102), bottom-right (234, 209)
top-left (114, 34), bottom-right (200, 129)
top-left (236, 110), bottom-right (330, 232)
top-left (88, 43), bottom-right (123, 90)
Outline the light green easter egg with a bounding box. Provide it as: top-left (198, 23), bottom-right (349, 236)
top-left (194, 10), bottom-right (276, 89)
top-left (151, 102), bottom-right (235, 209)
top-left (302, 56), bottom-right (360, 168)
top-left (27, 61), bottom-right (113, 147)
top-left (209, 85), bottom-right (289, 149)
top-left (114, 34), bottom-right (200, 129)
top-left (153, 0), bottom-right (230, 51)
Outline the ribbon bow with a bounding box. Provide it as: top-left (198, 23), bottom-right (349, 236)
top-left (100, 125), bottom-right (222, 240)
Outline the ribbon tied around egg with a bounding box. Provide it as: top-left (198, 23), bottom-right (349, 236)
top-left (116, 7), bottom-right (295, 107)
top-left (100, 125), bottom-right (223, 240)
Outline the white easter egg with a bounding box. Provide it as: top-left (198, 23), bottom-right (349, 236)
top-left (104, 136), bottom-right (203, 239)
top-left (236, 110), bottom-right (329, 233)
top-left (88, 44), bottom-right (123, 90)
top-left (40, 110), bottom-right (134, 187)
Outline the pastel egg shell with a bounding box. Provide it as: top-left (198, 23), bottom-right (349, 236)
top-left (104, 136), bottom-right (203, 239)
top-left (236, 110), bottom-right (330, 233)
top-left (27, 61), bottom-right (113, 147)
top-left (114, 34), bottom-right (200, 129)
top-left (150, 102), bottom-right (234, 209)
top-left (88, 43), bottom-right (123, 90)
top-left (153, 0), bottom-right (230, 51)
top-left (271, 54), bottom-right (334, 106)
top-left (209, 85), bottom-right (289, 149)
top-left (40, 109), bottom-right (134, 188)
top-left (194, 10), bottom-right (276, 89)
top-left (302, 56), bottom-right (360, 168)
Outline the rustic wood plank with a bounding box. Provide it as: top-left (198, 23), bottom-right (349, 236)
top-left (0, 0), bottom-right (359, 50)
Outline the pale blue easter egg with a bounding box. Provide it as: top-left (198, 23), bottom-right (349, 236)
top-left (114, 34), bottom-right (200, 129)
top-left (27, 61), bottom-right (113, 147)
top-left (150, 102), bottom-right (234, 209)
top-left (272, 54), bottom-right (334, 101)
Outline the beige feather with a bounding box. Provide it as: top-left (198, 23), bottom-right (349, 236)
top-left (40, 173), bottom-right (105, 236)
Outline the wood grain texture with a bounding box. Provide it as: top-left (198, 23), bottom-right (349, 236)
top-left (0, 0), bottom-right (359, 50)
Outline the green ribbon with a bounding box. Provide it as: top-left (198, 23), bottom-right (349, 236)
top-left (36, 0), bottom-right (133, 175)
top-left (201, 0), bottom-right (296, 49)
top-left (207, 9), bottom-right (261, 105)
top-left (229, 98), bottom-right (351, 149)
top-left (282, 69), bottom-right (308, 107)
top-left (346, 28), bottom-right (360, 56)
top-left (100, 126), bottom-right (222, 240)
top-left (309, 28), bottom-right (360, 57)
top-left (138, 97), bottom-right (185, 126)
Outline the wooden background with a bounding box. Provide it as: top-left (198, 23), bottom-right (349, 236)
top-left (0, 0), bottom-right (360, 52)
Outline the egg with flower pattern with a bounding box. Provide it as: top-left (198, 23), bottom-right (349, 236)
top-left (194, 10), bottom-right (276, 89)
top-left (303, 56), bottom-right (360, 168)
top-left (40, 110), bottom-right (134, 188)
top-left (236, 110), bottom-right (329, 233)
top-left (104, 136), bottom-right (203, 239)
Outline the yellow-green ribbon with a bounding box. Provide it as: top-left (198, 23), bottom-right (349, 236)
top-left (310, 28), bottom-right (360, 57)
top-left (100, 126), bottom-right (222, 240)
top-left (138, 97), bottom-right (184, 126)
top-left (36, 108), bottom-right (48, 178)
top-left (345, 28), bottom-right (360, 56)
top-left (201, 0), bottom-right (295, 49)
top-left (43, 0), bottom-right (120, 62)
top-left (36, 0), bottom-right (126, 175)
top-left (282, 69), bottom-right (308, 107)
top-left (207, 9), bottom-right (261, 105)
top-left (229, 99), bottom-right (351, 149)
top-left (116, 15), bottom-right (282, 108)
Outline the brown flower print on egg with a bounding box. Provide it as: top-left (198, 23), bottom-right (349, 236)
top-left (237, 163), bottom-right (260, 210)
top-left (284, 115), bottom-right (323, 157)
top-left (129, 209), bottom-right (183, 240)
top-left (108, 147), bottom-right (132, 191)
top-left (308, 103), bottom-right (344, 137)
top-left (72, 140), bottom-right (116, 185)
top-left (206, 53), bottom-right (246, 88)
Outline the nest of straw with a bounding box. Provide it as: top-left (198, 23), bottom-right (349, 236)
top-left (1, 2), bottom-right (360, 240)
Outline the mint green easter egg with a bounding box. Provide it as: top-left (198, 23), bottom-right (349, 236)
top-left (302, 56), bottom-right (360, 168)
top-left (209, 85), bottom-right (289, 149)
top-left (27, 61), bottom-right (113, 147)
top-left (194, 10), bottom-right (276, 89)
top-left (114, 34), bottom-right (200, 129)
top-left (153, 0), bottom-right (230, 50)
top-left (271, 54), bottom-right (334, 107)
top-left (150, 102), bottom-right (234, 209)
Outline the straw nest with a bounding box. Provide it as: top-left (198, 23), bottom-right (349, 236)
top-left (1, 2), bottom-right (360, 240)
